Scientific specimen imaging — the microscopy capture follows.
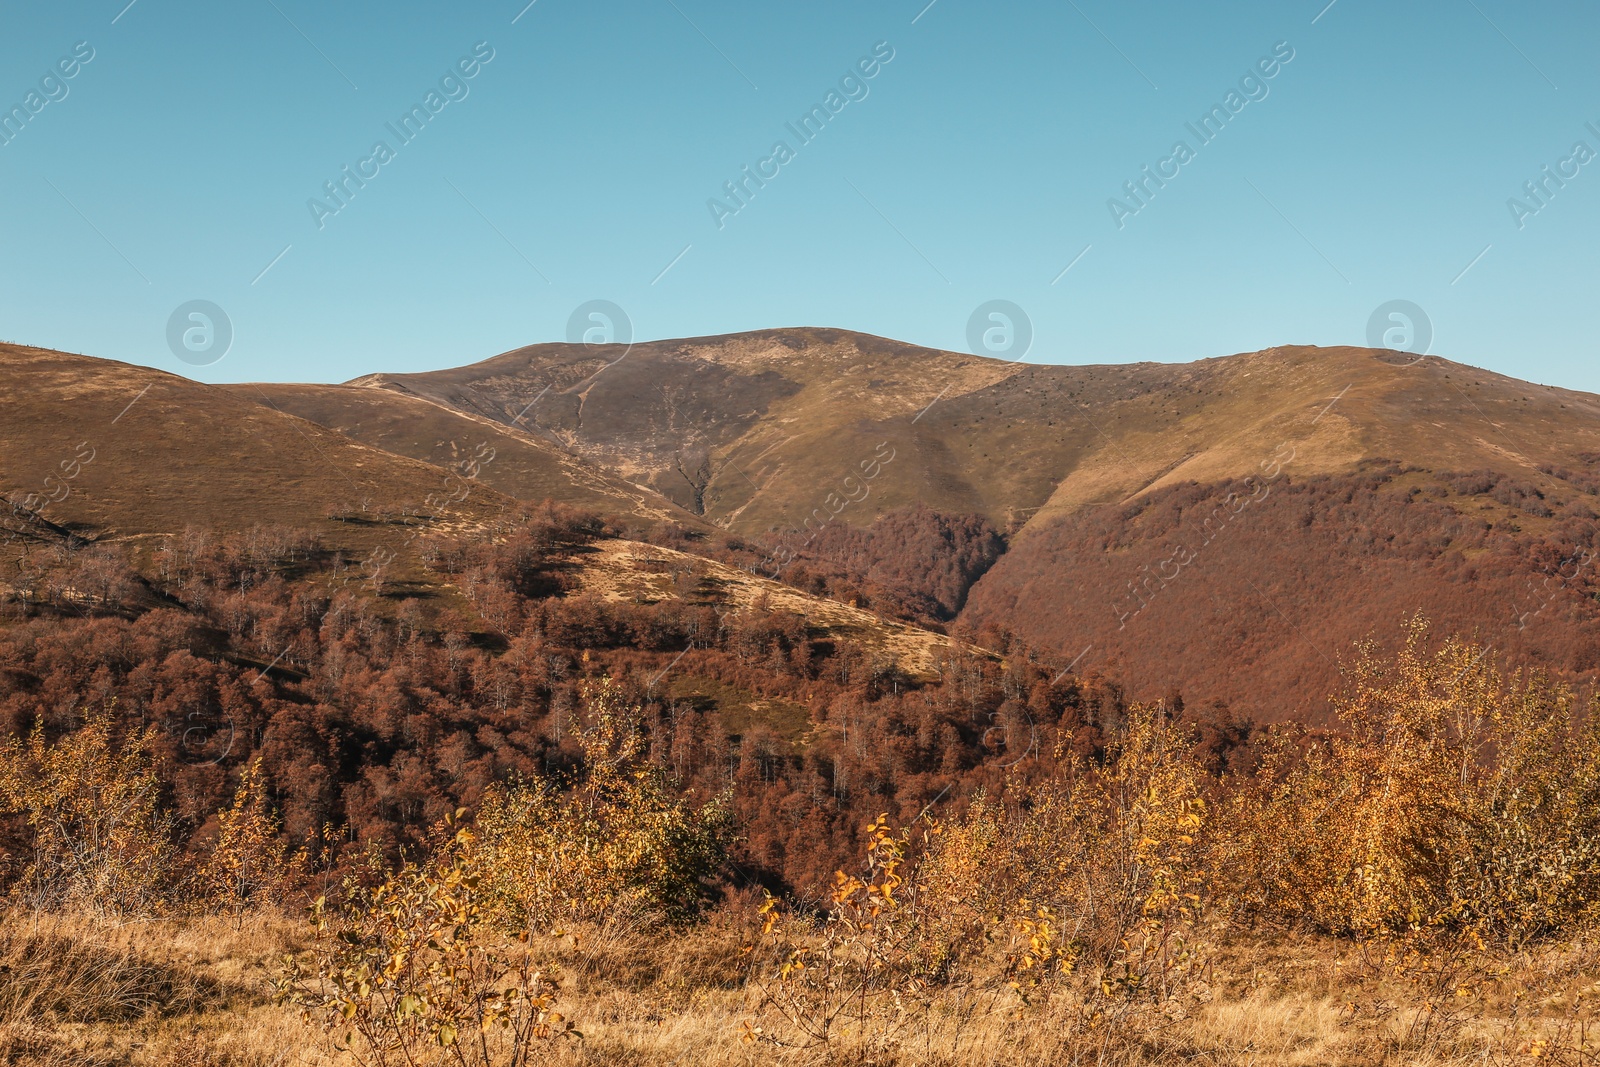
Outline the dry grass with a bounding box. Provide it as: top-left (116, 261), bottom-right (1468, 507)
top-left (577, 537), bottom-right (967, 680)
top-left (0, 344), bottom-right (512, 582)
top-left (0, 910), bottom-right (314, 1066)
top-left (3, 909), bottom-right (1595, 1067)
top-left (232, 382), bottom-right (695, 530)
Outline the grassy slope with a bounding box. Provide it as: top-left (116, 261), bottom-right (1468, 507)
top-left (0, 344), bottom-right (513, 568)
top-left (353, 328), bottom-right (1020, 530)
top-left (0, 342), bottom-right (973, 706)
top-left (230, 382), bottom-right (705, 531)
top-left (953, 349), bottom-right (1600, 722)
top-left (572, 537), bottom-right (968, 681)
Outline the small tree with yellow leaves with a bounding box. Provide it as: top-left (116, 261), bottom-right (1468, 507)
top-left (747, 703), bottom-right (1213, 1056)
top-left (462, 677), bottom-right (731, 933)
top-left (193, 758), bottom-right (304, 921)
top-left (0, 709), bottom-right (174, 918)
top-left (277, 818), bottom-right (578, 1067)
top-left (281, 678), bottom-right (728, 1064)
top-left (750, 814), bottom-right (939, 1052)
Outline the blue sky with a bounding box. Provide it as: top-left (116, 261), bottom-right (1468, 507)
top-left (1, 0), bottom-right (1596, 389)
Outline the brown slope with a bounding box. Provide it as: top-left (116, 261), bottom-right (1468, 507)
top-left (18, 330), bottom-right (1600, 726)
top-left (0, 344), bottom-right (511, 565)
top-left (349, 333), bottom-right (1600, 542)
top-left (229, 382), bottom-right (705, 530)
top-left (346, 328), bottom-right (1023, 531)
top-left (0, 343), bottom-right (967, 682)
top-left (950, 347), bottom-right (1600, 721)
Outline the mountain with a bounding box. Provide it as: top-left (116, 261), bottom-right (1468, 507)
top-left (941, 344), bottom-right (1600, 721)
top-left (334, 329), bottom-right (1019, 529)
top-left (307, 331), bottom-right (1600, 721)
top-left (331, 331), bottom-right (1600, 530)
top-left (7, 331), bottom-right (1600, 724)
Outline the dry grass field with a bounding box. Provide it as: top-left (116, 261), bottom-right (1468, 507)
top-left (3, 911), bottom-right (1595, 1066)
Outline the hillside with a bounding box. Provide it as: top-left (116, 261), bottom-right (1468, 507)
top-left (231, 382), bottom-right (703, 531)
top-left (341, 329), bottom-right (1018, 529)
top-left (8, 332), bottom-right (1600, 723)
top-left (346, 332), bottom-right (1600, 536)
top-left (571, 537), bottom-right (964, 681)
top-left (947, 348), bottom-right (1600, 720)
top-left (961, 462), bottom-right (1600, 722)
top-left (308, 331), bottom-right (1600, 720)
top-left (0, 344), bottom-right (513, 575)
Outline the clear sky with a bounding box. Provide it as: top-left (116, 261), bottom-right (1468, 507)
top-left (1, 0), bottom-right (1596, 390)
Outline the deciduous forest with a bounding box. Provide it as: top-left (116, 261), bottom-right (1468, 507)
top-left (3, 497), bottom-right (1599, 1065)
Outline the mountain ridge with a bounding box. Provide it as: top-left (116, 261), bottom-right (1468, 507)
top-left (320, 331), bottom-right (1600, 536)
top-left (8, 329), bottom-right (1600, 723)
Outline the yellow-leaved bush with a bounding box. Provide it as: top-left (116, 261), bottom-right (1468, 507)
top-left (749, 702), bottom-right (1212, 1053)
top-left (277, 819), bottom-right (578, 1067)
top-left (462, 677), bottom-right (732, 931)
top-left (279, 678), bottom-right (730, 1064)
top-left (1214, 618), bottom-right (1600, 943)
top-left (0, 709), bottom-right (174, 918)
top-left (192, 757), bottom-right (305, 919)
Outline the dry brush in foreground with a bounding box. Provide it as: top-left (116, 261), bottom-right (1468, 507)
top-left (2, 627), bottom-right (1599, 1065)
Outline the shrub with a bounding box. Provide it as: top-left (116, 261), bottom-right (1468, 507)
top-left (279, 678), bottom-right (729, 1064)
top-left (192, 758), bottom-right (305, 920)
top-left (277, 820), bottom-right (578, 1067)
top-left (748, 703), bottom-right (1212, 1055)
top-left (749, 814), bottom-right (938, 1051)
top-left (0, 709), bottom-right (175, 918)
top-left (462, 678), bottom-right (732, 932)
top-left (1215, 619), bottom-right (1600, 942)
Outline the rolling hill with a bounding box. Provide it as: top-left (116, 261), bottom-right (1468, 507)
top-left (0, 344), bottom-right (512, 570)
top-left (230, 381), bottom-right (703, 531)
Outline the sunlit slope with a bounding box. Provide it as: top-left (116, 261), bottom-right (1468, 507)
top-left (0, 344), bottom-right (511, 561)
top-left (349, 329), bottom-right (1021, 530)
top-left (358, 332), bottom-right (1600, 541)
top-left (233, 382), bottom-right (702, 529)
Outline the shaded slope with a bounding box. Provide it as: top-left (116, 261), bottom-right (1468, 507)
top-left (960, 462), bottom-right (1600, 723)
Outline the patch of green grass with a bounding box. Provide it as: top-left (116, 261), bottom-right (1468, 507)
top-left (666, 674), bottom-right (811, 745)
